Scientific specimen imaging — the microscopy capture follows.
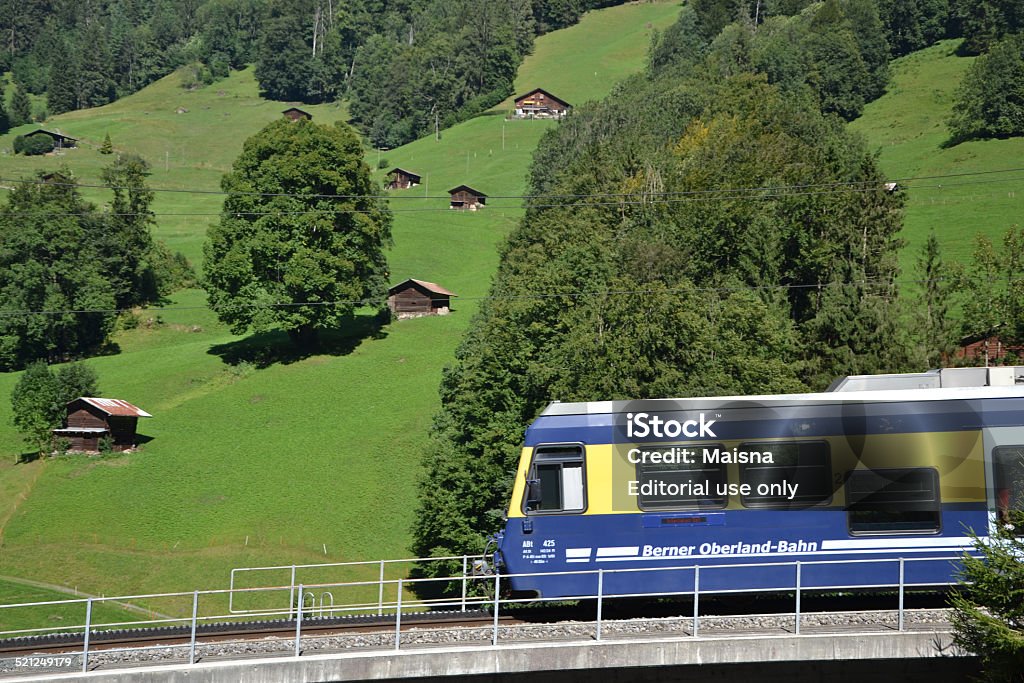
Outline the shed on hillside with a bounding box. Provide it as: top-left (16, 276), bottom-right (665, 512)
top-left (448, 185), bottom-right (487, 210)
top-left (282, 107), bottom-right (312, 122)
top-left (26, 129), bottom-right (77, 149)
top-left (957, 334), bottom-right (1024, 365)
top-left (387, 167), bottom-right (421, 190)
top-left (53, 398), bottom-right (152, 453)
top-left (387, 279), bottom-right (457, 318)
top-left (513, 89), bottom-right (571, 119)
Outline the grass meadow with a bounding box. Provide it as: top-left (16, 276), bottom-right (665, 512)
top-left (849, 40), bottom-right (1024, 275)
top-left (0, 1), bottom-right (682, 627)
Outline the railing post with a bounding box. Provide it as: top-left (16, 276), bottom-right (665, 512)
top-left (294, 585), bottom-right (303, 658)
top-left (288, 565), bottom-right (296, 617)
top-left (394, 579), bottom-right (403, 650)
top-left (81, 598), bottom-right (93, 673)
top-left (189, 590), bottom-right (199, 665)
top-left (692, 565), bottom-right (700, 638)
top-left (795, 561), bottom-right (802, 635)
top-left (898, 558), bottom-right (905, 632)
top-left (492, 574), bottom-right (500, 646)
top-left (596, 569), bottom-right (604, 641)
top-left (461, 556), bottom-right (468, 611)
top-left (378, 560), bottom-right (386, 617)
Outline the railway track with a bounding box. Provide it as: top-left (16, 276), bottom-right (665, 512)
top-left (0, 610), bottom-right (517, 657)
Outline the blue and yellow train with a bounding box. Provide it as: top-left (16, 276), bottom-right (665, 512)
top-left (493, 367), bottom-right (1024, 598)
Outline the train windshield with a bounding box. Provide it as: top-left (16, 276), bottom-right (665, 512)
top-left (527, 445), bottom-right (585, 513)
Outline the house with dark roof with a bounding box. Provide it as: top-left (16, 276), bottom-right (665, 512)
top-left (387, 279), bottom-right (457, 318)
top-left (448, 185), bottom-right (487, 210)
top-left (282, 107), bottom-right (312, 122)
top-left (26, 129), bottom-right (77, 149)
top-left (513, 89), bottom-right (571, 119)
top-left (53, 398), bottom-right (152, 453)
top-left (386, 167), bottom-right (421, 190)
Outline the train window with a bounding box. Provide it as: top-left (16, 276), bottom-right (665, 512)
top-left (738, 441), bottom-right (832, 508)
top-left (635, 444), bottom-right (727, 510)
top-left (525, 445), bottom-right (585, 514)
top-left (993, 446), bottom-right (1024, 528)
top-left (846, 468), bottom-right (940, 535)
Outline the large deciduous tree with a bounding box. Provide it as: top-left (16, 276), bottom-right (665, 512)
top-left (204, 118), bottom-right (393, 346)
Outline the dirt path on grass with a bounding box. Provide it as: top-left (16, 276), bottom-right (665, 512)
top-left (0, 573), bottom-right (172, 619)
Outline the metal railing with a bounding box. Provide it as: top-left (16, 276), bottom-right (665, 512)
top-left (228, 554), bottom-right (487, 614)
top-left (0, 554), bottom-right (963, 675)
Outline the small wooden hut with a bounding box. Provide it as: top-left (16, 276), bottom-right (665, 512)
top-left (26, 129), bottom-right (77, 150)
top-left (53, 398), bottom-right (152, 453)
top-left (448, 185), bottom-right (487, 210)
top-left (387, 168), bottom-right (421, 190)
top-left (513, 89), bottom-right (571, 119)
top-left (387, 279), bottom-right (457, 318)
top-left (282, 107), bottom-right (312, 122)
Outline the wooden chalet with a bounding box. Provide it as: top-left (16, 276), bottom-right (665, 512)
top-left (26, 129), bottom-right (77, 149)
top-left (957, 334), bottom-right (1024, 364)
top-left (513, 89), bottom-right (571, 119)
top-left (282, 107), bottom-right (312, 122)
top-left (53, 397), bottom-right (152, 453)
top-left (448, 185), bottom-right (487, 210)
top-left (386, 167), bottom-right (421, 190)
top-left (388, 279), bottom-right (456, 319)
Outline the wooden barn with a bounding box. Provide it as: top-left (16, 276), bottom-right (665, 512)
top-left (52, 397), bottom-right (152, 453)
top-left (387, 167), bottom-right (421, 190)
top-left (513, 89), bottom-right (571, 119)
top-left (282, 107), bottom-right (312, 122)
top-left (448, 185), bottom-right (487, 210)
top-left (26, 129), bottom-right (77, 150)
top-left (388, 279), bottom-right (457, 319)
top-left (957, 334), bottom-right (1024, 364)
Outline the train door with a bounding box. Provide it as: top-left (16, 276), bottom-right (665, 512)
top-left (984, 427), bottom-right (1024, 532)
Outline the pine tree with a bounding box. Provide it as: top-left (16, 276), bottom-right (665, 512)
top-left (951, 512), bottom-right (1024, 680)
top-left (9, 83), bottom-right (32, 126)
top-left (913, 232), bottom-right (957, 367)
top-left (47, 37), bottom-right (79, 115)
top-left (100, 132), bottom-right (113, 154)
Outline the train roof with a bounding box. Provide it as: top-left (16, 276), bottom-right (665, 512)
top-left (539, 367), bottom-right (1024, 416)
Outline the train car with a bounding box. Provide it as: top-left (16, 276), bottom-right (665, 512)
top-left (492, 367), bottom-right (1024, 599)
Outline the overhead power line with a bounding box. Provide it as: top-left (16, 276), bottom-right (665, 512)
top-left (1, 174), bottom-right (1022, 219)
top-left (0, 166), bottom-right (1022, 203)
top-left (0, 276), bottom-right (962, 318)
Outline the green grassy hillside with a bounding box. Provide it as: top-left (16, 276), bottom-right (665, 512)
top-left (0, 1), bottom-right (681, 624)
top-left (849, 40), bottom-right (1024, 271)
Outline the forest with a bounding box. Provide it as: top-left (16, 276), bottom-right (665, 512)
top-left (0, 0), bottom-right (628, 145)
top-left (411, 0), bottom-right (1024, 574)
top-left (0, 0), bottom-right (1017, 143)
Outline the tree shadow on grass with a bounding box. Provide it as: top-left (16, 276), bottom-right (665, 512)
top-left (207, 312), bottom-right (389, 369)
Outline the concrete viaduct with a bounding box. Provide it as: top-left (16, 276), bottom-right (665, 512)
top-left (7, 628), bottom-right (978, 683)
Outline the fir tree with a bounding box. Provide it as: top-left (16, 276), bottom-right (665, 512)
top-left (100, 132), bottom-right (113, 154)
top-left (951, 509), bottom-right (1024, 681)
top-left (9, 82), bottom-right (32, 125)
top-left (46, 38), bottom-right (78, 115)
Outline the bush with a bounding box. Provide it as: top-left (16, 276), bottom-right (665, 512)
top-left (14, 134), bottom-right (54, 156)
